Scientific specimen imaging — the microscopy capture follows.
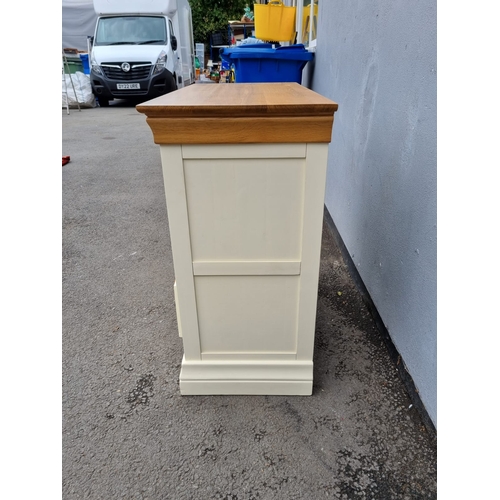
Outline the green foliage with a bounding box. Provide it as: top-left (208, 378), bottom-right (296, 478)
top-left (189, 0), bottom-right (251, 46)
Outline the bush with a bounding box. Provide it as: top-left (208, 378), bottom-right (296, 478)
top-left (189, 0), bottom-right (251, 47)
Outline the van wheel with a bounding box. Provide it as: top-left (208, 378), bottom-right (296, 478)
top-left (167, 73), bottom-right (178, 92)
top-left (98, 97), bottom-right (109, 107)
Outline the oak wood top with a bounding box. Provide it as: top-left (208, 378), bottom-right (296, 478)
top-left (136, 83), bottom-right (338, 144)
top-left (137, 82), bottom-right (338, 118)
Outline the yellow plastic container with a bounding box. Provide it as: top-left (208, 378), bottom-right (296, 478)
top-left (302, 3), bottom-right (318, 43)
top-left (254, 0), bottom-right (296, 42)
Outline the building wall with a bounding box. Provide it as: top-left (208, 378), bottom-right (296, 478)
top-left (311, 0), bottom-right (437, 425)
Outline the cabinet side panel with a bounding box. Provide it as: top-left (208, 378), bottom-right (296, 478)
top-left (184, 157), bottom-right (305, 261)
top-left (296, 144), bottom-right (329, 360)
top-left (160, 145), bottom-right (201, 360)
top-left (194, 275), bottom-right (300, 355)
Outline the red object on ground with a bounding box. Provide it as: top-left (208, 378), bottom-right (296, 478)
top-left (62, 156), bottom-right (70, 166)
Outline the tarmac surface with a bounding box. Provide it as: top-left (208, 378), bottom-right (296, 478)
top-left (62, 99), bottom-right (437, 500)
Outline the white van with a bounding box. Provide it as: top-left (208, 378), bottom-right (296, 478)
top-left (89, 0), bottom-right (195, 106)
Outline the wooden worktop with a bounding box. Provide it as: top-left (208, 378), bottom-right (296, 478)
top-left (136, 83), bottom-right (338, 145)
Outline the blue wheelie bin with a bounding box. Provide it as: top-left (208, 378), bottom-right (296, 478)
top-left (220, 44), bottom-right (313, 84)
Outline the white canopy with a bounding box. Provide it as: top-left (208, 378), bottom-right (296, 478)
top-left (62, 0), bottom-right (97, 51)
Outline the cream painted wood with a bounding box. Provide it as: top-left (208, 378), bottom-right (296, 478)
top-left (201, 352), bottom-right (298, 361)
top-left (159, 145), bottom-right (201, 360)
top-left (296, 143), bottom-right (330, 361)
top-left (180, 358), bottom-right (313, 380)
top-left (179, 357), bottom-right (313, 395)
top-left (192, 260), bottom-right (301, 276)
top-left (158, 142), bottom-right (331, 395)
top-left (173, 281), bottom-right (182, 338)
top-left (194, 275), bottom-right (300, 355)
top-left (183, 156), bottom-right (305, 262)
top-left (181, 143), bottom-right (307, 159)
top-left (180, 380), bottom-right (313, 396)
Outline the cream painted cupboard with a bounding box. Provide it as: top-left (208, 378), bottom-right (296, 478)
top-left (137, 83), bottom-right (338, 395)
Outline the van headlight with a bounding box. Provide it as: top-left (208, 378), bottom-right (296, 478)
top-left (90, 53), bottom-right (102, 75)
top-left (153, 51), bottom-right (167, 75)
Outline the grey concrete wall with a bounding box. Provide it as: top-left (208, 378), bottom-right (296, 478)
top-left (310, 0), bottom-right (437, 426)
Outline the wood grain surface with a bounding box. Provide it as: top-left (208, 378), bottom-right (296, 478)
top-left (137, 83), bottom-right (338, 144)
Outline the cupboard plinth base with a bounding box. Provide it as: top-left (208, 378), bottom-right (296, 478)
top-left (179, 357), bottom-right (313, 395)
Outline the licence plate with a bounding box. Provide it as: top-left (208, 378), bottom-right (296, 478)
top-left (117, 83), bottom-right (140, 90)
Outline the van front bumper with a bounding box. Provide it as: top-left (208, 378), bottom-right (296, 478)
top-left (90, 67), bottom-right (176, 100)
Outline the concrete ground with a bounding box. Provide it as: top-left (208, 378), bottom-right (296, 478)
top-left (62, 100), bottom-right (437, 500)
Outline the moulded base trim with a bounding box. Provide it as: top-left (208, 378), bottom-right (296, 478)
top-left (179, 380), bottom-right (312, 396)
top-left (179, 357), bottom-right (313, 395)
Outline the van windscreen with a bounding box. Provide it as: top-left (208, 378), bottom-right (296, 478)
top-left (95, 16), bottom-right (167, 45)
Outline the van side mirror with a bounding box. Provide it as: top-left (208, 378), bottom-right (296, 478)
top-left (171, 35), bottom-right (178, 51)
top-left (87, 36), bottom-right (94, 57)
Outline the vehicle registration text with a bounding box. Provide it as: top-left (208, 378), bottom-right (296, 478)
top-left (117, 83), bottom-right (140, 90)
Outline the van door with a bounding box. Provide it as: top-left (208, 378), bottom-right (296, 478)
top-left (169, 18), bottom-right (182, 88)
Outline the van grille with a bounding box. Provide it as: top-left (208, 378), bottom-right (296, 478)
top-left (101, 62), bottom-right (152, 80)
